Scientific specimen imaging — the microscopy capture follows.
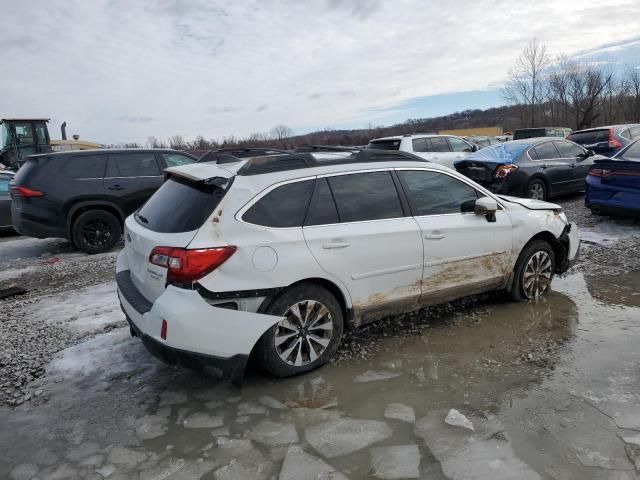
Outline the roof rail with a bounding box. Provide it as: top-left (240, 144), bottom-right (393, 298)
top-left (236, 149), bottom-right (427, 176)
top-left (294, 145), bottom-right (359, 153)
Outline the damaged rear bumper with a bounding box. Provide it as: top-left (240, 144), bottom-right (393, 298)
top-left (115, 268), bottom-right (282, 386)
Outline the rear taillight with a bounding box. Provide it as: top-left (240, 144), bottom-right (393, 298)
top-left (495, 164), bottom-right (518, 178)
top-left (149, 246), bottom-right (237, 284)
top-left (608, 129), bottom-right (622, 150)
top-left (589, 168), bottom-right (611, 177)
top-left (10, 186), bottom-right (44, 197)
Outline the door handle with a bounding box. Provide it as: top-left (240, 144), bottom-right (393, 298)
top-left (322, 240), bottom-right (351, 249)
top-left (570, 163), bottom-right (577, 168)
top-left (108, 185), bottom-right (124, 191)
top-left (424, 232), bottom-right (446, 240)
top-left (540, 164), bottom-right (548, 170)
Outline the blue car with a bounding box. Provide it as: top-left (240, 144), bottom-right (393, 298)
top-left (585, 139), bottom-right (640, 217)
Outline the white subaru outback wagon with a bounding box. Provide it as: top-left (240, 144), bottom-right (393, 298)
top-left (116, 149), bottom-right (579, 384)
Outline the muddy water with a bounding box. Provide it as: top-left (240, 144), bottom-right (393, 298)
top-left (1, 271), bottom-right (639, 479)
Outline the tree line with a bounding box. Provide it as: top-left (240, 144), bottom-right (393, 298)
top-left (111, 39), bottom-right (640, 151)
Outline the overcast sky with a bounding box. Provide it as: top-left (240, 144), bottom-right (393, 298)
top-left (3, 0), bottom-right (640, 144)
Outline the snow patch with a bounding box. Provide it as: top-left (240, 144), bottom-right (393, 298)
top-left (445, 409), bottom-right (475, 431)
top-left (384, 403), bottom-right (416, 423)
top-left (353, 370), bottom-right (402, 383)
top-left (279, 446), bottom-right (348, 480)
top-left (370, 445), bottom-right (421, 479)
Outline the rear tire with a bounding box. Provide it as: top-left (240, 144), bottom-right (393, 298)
top-left (510, 240), bottom-right (556, 301)
top-left (526, 179), bottom-right (547, 200)
top-left (72, 210), bottom-right (122, 254)
top-left (257, 283), bottom-right (343, 377)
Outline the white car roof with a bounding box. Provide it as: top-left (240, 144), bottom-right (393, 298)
top-left (370, 134), bottom-right (454, 141)
top-left (165, 153), bottom-right (453, 190)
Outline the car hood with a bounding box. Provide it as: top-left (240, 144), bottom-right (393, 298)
top-left (498, 195), bottom-right (562, 211)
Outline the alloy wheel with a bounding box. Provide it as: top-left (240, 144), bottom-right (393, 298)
top-left (81, 218), bottom-right (113, 248)
top-left (528, 182), bottom-right (545, 200)
top-left (274, 299), bottom-right (334, 367)
top-left (522, 251), bottom-right (553, 299)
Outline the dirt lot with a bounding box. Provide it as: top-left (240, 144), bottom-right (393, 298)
top-left (1, 194), bottom-right (639, 480)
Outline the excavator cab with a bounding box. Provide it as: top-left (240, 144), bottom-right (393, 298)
top-left (0, 118), bottom-right (51, 170)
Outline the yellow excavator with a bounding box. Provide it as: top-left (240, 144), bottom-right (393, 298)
top-left (0, 118), bottom-right (102, 170)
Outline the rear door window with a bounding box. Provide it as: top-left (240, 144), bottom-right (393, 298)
top-left (629, 127), bottom-right (640, 140)
top-left (304, 178), bottom-right (339, 226)
top-left (428, 137), bottom-right (450, 152)
top-left (412, 138), bottom-right (428, 152)
top-left (136, 176), bottom-right (228, 233)
top-left (554, 141), bottom-right (584, 158)
top-left (532, 142), bottom-right (561, 160)
top-left (327, 171), bottom-right (403, 223)
top-left (243, 180), bottom-right (313, 228)
top-left (448, 137), bottom-right (473, 152)
top-left (567, 130), bottom-right (609, 145)
top-left (114, 153), bottom-right (161, 177)
top-left (398, 170), bottom-right (479, 215)
top-left (60, 155), bottom-right (107, 178)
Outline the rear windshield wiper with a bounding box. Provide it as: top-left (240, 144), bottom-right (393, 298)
top-left (136, 213), bottom-right (149, 224)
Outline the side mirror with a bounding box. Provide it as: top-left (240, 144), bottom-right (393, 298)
top-left (471, 144), bottom-right (479, 152)
top-left (586, 149), bottom-right (595, 157)
top-left (474, 196), bottom-right (498, 222)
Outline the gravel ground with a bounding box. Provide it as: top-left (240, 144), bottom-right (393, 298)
top-left (0, 194), bottom-right (638, 408)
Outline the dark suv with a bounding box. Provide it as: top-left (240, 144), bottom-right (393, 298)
top-left (10, 149), bottom-right (196, 253)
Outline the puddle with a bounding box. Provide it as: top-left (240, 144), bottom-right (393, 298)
top-left (1, 271), bottom-right (639, 479)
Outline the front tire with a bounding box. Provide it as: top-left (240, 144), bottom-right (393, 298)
top-left (257, 283), bottom-right (343, 377)
top-left (526, 179), bottom-right (547, 200)
top-left (72, 210), bottom-right (122, 254)
top-left (510, 240), bottom-right (555, 301)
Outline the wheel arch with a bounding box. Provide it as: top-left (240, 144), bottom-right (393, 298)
top-left (67, 201), bottom-right (125, 237)
top-left (508, 231), bottom-right (568, 292)
top-left (258, 277), bottom-right (354, 328)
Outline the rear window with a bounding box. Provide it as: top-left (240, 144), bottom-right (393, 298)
top-left (513, 129), bottom-right (545, 140)
top-left (566, 130), bottom-right (609, 145)
top-left (60, 155), bottom-right (107, 179)
top-left (243, 180), bottom-right (313, 228)
top-left (0, 176), bottom-right (10, 194)
top-left (367, 140), bottom-right (400, 151)
top-left (135, 176), bottom-right (228, 233)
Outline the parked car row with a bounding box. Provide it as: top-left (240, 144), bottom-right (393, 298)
top-left (115, 148), bottom-right (579, 382)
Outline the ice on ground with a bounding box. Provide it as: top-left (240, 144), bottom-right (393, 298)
top-left (353, 370), bottom-right (402, 383)
top-left (215, 437), bottom-right (256, 457)
top-left (237, 401), bottom-right (268, 415)
top-left (623, 434), bottom-right (640, 447)
top-left (9, 464), bottom-right (39, 480)
top-left (159, 391), bottom-right (189, 406)
top-left (370, 445), bottom-right (421, 479)
top-left (415, 412), bottom-right (543, 480)
top-left (182, 412), bottom-right (224, 429)
top-left (95, 464), bottom-right (117, 478)
top-left (138, 458), bottom-right (186, 480)
top-left (0, 236), bottom-right (70, 261)
top-left (567, 434), bottom-right (632, 470)
top-left (445, 409), bottom-right (475, 431)
top-left (258, 395), bottom-right (288, 410)
top-left (305, 417), bottom-right (393, 458)
top-left (279, 445), bottom-right (348, 480)
top-left (27, 282), bottom-right (124, 336)
top-left (249, 419), bottom-right (299, 446)
top-left (210, 427), bottom-right (230, 437)
top-left (0, 265), bottom-right (40, 283)
top-left (133, 409), bottom-right (171, 440)
top-left (384, 403), bottom-right (416, 423)
top-left (580, 222), bottom-right (639, 247)
top-left (65, 441), bottom-right (100, 461)
top-left (107, 446), bottom-right (147, 468)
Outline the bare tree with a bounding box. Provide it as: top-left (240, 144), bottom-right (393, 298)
top-left (502, 39), bottom-right (550, 127)
top-left (168, 135), bottom-right (186, 150)
top-left (146, 136), bottom-right (166, 148)
top-left (622, 65), bottom-right (640, 122)
top-left (561, 61), bottom-right (613, 129)
top-left (270, 125), bottom-right (293, 146)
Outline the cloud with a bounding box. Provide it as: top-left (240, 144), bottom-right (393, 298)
top-left (207, 106), bottom-right (241, 114)
top-left (117, 116), bottom-right (154, 123)
top-left (2, 0), bottom-right (639, 144)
